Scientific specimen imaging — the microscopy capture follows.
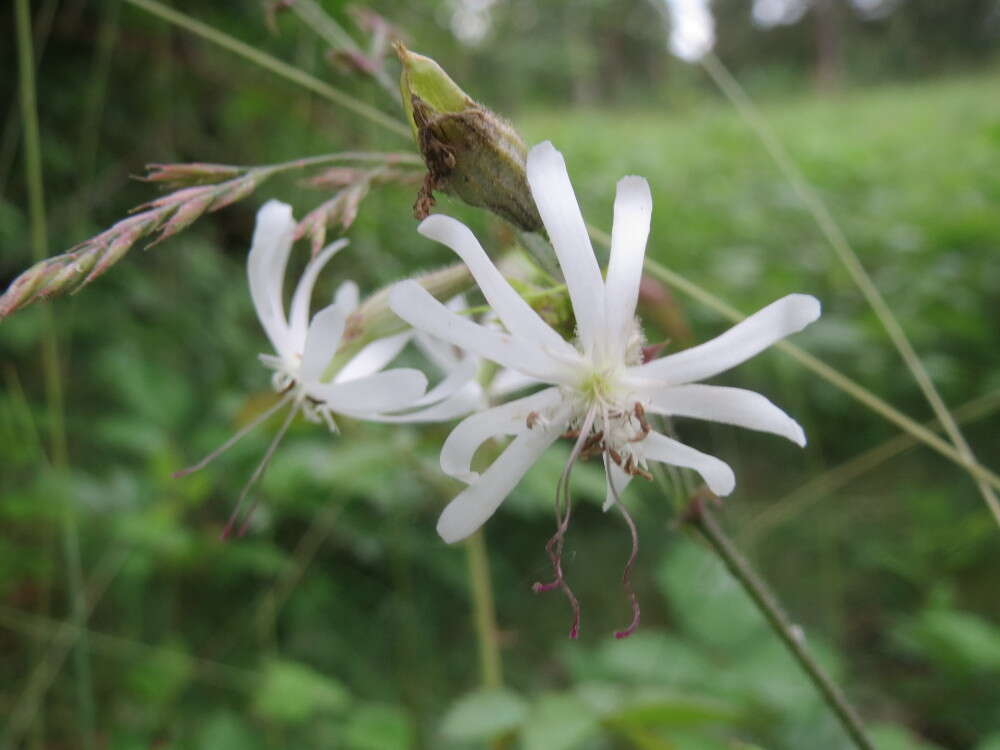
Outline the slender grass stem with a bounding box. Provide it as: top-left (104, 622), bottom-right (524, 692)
top-left (742, 389), bottom-right (1000, 546)
top-left (122, 0), bottom-right (411, 139)
top-left (464, 531), bottom-right (503, 689)
top-left (698, 52), bottom-right (1000, 527)
top-left (632, 249), bottom-right (1000, 493)
top-left (289, 0), bottom-right (399, 99)
top-left (14, 1), bottom-right (95, 747)
top-left (682, 493), bottom-right (874, 750)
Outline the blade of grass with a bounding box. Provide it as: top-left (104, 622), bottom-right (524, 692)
top-left (742, 390), bottom-right (1000, 546)
top-left (698, 51), bottom-right (1000, 528)
top-left (0, 605), bottom-right (256, 693)
top-left (123, 0), bottom-right (410, 139)
top-left (14, 1), bottom-right (95, 747)
top-left (289, 0), bottom-right (399, 99)
top-left (0, 549), bottom-right (128, 750)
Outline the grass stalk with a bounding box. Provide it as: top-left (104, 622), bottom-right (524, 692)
top-left (682, 493), bottom-right (874, 750)
top-left (123, 0), bottom-right (411, 139)
top-left (634, 251), bottom-right (1000, 493)
top-left (742, 389), bottom-right (1000, 545)
top-left (14, 1), bottom-right (95, 747)
top-left (464, 531), bottom-right (504, 689)
top-left (698, 51), bottom-right (1000, 527)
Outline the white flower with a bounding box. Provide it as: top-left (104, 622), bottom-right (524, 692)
top-left (389, 142), bottom-right (821, 546)
top-left (178, 200), bottom-right (475, 536)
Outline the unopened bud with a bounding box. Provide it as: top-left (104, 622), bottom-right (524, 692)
top-left (395, 43), bottom-right (542, 234)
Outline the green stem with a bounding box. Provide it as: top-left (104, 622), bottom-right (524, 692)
top-left (464, 531), bottom-right (503, 689)
top-left (683, 494), bottom-right (874, 750)
top-left (15, 1), bottom-right (95, 747)
top-left (123, 0), bottom-right (411, 139)
top-left (634, 251), bottom-right (1000, 493)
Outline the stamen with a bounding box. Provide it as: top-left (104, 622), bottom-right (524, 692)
top-left (220, 402), bottom-right (299, 540)
top-left (604, 454), bottom-right (641, 639)
top-left (173, 393), bottom-right (294, 479)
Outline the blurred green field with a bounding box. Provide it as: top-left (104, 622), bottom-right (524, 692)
top-left (2, 6), bottom-right (1000, 747)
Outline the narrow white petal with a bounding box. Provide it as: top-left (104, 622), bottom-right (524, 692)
top-left (247, 200), bottom-right (296, 358)
top-left (299, 303), bottom-right (348, 381)
top-left (437, 421), bottom-right (564, 543)
top-left (636, 294), bottom-right (821, 385)
top-left (370, 382), bottom-right (483, 424)
top-left (414, 330), bottom-right (462, 372)
top-left (526, 142), bottom-right (605, 356)
top-left (603, 461), bottom-right (633, 511)
top-left (440, 388), bottom-right (563, 483)
top-left (418, 214), bottom-right (577, 358)
top-left (407, 351), bottom-right (478, 409)
top-left (490, 368), bottom-right (540, 398)
top-left (288, 239), bottom-right (349, 345)
top-left (604, 176), bottom-right (652, 360)
top-left (311, 369), bottom-right (428, 414)
top-left (334, 280), bottom-right (360, 311)
top-left (641, 431), bottom-right (736, 496)
top-left (335, 332), bottom-right (412, 382)
top-left (641, 384), bottom-right (806, 446)
top-left (389, 281), bottom-right (576, 384)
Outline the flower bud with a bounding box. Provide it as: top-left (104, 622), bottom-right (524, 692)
top-left (395, 43), bottom-right (542, 234)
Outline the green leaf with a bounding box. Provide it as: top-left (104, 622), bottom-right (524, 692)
top-left (439, 687), bottom-right (529, 742)
top-left (869, 723), bottom-right (945, 750)
top-left (252, 658), bottom-right (351, 724)
top-left (344, 703), bottom-right (412, 750)
top-left (607, 687), bottom-right (745, 729)
top-left (894, 608), bottom-right (1000, 673)
top-left (521, 693), bottom-right (601, 750)
top-left (194, 711), bottom-right (262, 750)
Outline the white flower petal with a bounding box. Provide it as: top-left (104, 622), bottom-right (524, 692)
top-left (440, 387), bottom-right (563, 483)
top-left (641, 431), bottom-right (736, 496)
top-left (603, 461), bottom-right (633, 511)
top-left (370, 382), bottom-right (483, 424)
top-left (389, 281), bottom-right (576, 384)
top-left (335, 332), bottom-right (412, 382)
top-left (334, 280), bottom-right (360, 311)
top-left (636, 294), bottom-right (821, 385)
top-left (288, 239), bottom-right (349, 345)
top-left (490, 368), bottom-right (540, 398)
top-left (312, 369), bottom-right (428, 414)
top-left (436, 420), bottom-right (565, 543)
top-left (419, 214), bottom-right (577, 358)
top-left (299, 303), bottom-right (348, 381)
top-left (526, 142), bottom-right (606, 357)
top-left (247, 200), bottom-right (296, 358)
top-left (604, 176), bottom-right (652, 360)
top-left (641, 384), bottom-right (806, 446)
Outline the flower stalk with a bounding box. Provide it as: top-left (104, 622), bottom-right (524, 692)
top-left (681, 489), bottom-right (874, 750)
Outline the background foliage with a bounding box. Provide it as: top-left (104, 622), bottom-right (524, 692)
top-left (2, 1), bottom-right (1000, 748)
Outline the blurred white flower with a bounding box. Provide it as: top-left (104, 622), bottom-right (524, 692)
top-left (177, 200), bottom-right (475, 536)
top-left (390, 141), bottom-right (819, 542)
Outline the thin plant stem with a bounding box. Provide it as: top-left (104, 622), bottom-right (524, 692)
top-left (632, 249), bottom-right (1000, 493)
top-left (742, 389), bottom-right (1000, 546)
top-left (464, 531), bottom-right (503, 689)
top-left (0, 550), bottom-right (129, 750)
top-left (122, 0), bottom-right (411, 139)
top-left (14, 1), bottom-right (95, 747)
top-left (682, 493), bottom-right (874, 750)
top-left (698, 51), bottom-right (1000, 527)
top-left (289, 0), bottom-right (399, 99)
